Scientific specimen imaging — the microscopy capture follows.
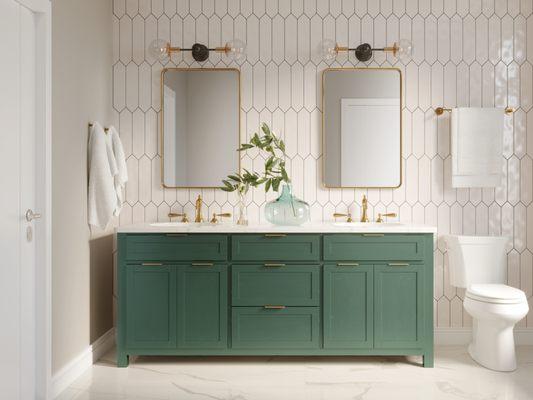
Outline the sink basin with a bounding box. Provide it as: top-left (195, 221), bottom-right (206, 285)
top-left (149, 222), bottom-right (189, 227)
top-left (332, 222), bottom-right (404, 227)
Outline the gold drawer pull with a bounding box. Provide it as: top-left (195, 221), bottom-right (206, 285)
top-left (263, 305), bottom-right (286, 309)
top-left (166, 233), bottom-right (188, 237)
top-left (192, 262), bottom-right (214, 267)
top-left (362, 233), bottom-right (385, 237)
top-left (264, 263), bottom-right (286, 267)
top-left (264, 233), bottom-right (287, 237)
top-left (337, 262), bottom-right (359, 266)
top-left (141, 262), bottom-right (163, 266)
top-left (388, 262), bottom-right (410, 267)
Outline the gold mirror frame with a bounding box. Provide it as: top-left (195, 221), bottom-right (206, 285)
top-left (321, 67), bottom-right (403, 189)
top-left (160, 67), bottom-right (241, 189)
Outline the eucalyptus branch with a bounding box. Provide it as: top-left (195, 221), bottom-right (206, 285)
top-left (221, 123), bottom-right (291, 194)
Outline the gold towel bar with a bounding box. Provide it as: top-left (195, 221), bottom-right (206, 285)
top-left (435, 107), bottom-right (515, 116)
top-left (88, 122), bottom-right (110, 133)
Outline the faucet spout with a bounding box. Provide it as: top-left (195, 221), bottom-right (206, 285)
top-left (360, 195), bottom-right (369, 223)
top-left (194, 195), bottom-right (204, 223)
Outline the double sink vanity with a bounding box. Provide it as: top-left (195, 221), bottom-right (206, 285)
top-left (116, 219), bottom-right (435, 368)
top-left (116, 65), bottom-right (435, 368)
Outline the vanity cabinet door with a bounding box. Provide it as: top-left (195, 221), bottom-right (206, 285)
top-left (323, 264), bottom-right (373, 349)
top-left (125, 264), bottom-right (177, 349)
top-left (374, 263), bottom-right (424, 349)
top-left (177, 264), bottom-right (228, 349)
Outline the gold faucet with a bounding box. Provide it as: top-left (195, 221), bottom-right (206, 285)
top-left (168, 212), bottom-right (189, 223)
top-left (376, 212), bottom-right (397, 223)
top-left (210, 212), bottom-right (232, 224)
top-left (194, 195), bottom-right (204, 223)
top-left (360, 195), bottom-right (370, 222)
top-left (333, 212), bottom-right (353, 223)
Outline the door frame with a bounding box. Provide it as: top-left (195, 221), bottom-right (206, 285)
top-left (16, 0), bottom-right (52, 398)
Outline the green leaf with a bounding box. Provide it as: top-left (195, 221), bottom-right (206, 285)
top-left (281, 168), bottom-right (289, 182)
top-left (227, 174), bottom-right (241, 182)
top-left (265, 179), bottom-right (271, 192)
top-left (272, 178), bottom-right (281, 192)
top-left (261, 123), bottom-right (270, 136)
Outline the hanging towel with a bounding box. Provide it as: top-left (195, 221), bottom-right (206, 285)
top-left (88, 122), bottom-right (117, 230)
top-left (108, 126), bottom-right (128, 215)
top-left (451, 107), bottom-right (504, 188)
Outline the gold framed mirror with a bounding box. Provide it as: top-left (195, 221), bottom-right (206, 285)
top-left (322, 67), bottom-right (402, 188)
top-left (160, 68), bottom-right (241, 189)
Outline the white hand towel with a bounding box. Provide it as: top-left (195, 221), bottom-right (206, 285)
top-left (108, 126), bottom-right (128, 215)
top-left (451, 107), bottom-right (504, 188)
top-left (88, 122), bottom-right (117, 230)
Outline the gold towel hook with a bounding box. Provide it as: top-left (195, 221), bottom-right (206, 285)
top-left (88, 122), bottom-right (110, 134)
top-left (435, 107), bottom-right (516, 116)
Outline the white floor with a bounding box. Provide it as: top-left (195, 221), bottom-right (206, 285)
top-left (57, 346), bottom-right (533, 400)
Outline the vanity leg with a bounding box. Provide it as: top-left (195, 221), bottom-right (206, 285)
top-left (117, 352), bottom-right (129, 368)
top-left (423, 352), bottom-right (434, 368)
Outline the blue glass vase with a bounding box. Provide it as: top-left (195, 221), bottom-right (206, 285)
top-left (265, 184), bottom-right (310, 226)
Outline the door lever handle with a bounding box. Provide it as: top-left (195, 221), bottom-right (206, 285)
top-left (26, 209), bottom-right (42, 222)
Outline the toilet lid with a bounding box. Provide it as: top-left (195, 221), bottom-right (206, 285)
top-left (466, 284), bottom-right (527, 304)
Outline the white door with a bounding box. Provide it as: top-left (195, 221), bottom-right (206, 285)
top-left (0, 1), bottom-right (49, 399)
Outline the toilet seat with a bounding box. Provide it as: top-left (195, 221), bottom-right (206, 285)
top-left (466, 284), bottom-right (527, 304)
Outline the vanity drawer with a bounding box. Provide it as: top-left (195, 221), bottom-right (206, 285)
top-left (324, 234), bottom-right (425, 261)
top-left (124, 234), bottom-right (228, 261)
top-left (232, 264), bottom-right (320, 306)
top-left (231, 307), bottom-right (320, 349)
top-left (231, 234), bottom-right (320, 261)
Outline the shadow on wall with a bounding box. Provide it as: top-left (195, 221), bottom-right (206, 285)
top-left (90, 234), bottom-right (114, 343)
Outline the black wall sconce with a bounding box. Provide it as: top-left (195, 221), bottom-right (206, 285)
top-left (149, 38), bottom-right (246, 62)
top-left (319, 39), bottom-right (413, 62)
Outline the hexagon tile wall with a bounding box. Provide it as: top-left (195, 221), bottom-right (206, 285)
top-left (112, 0), bottom-right (533, 329)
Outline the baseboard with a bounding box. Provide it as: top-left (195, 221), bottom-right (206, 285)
top-left (51, 328), bottom-right (115, 399)
top-left (435, 328), bottom-right (533, 346)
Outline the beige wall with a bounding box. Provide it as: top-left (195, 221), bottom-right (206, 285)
top-left (52, 0), bottom-right (113, 373)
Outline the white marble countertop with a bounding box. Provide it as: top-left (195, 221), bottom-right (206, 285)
top-left (116, 222), bottom-right (437, 234)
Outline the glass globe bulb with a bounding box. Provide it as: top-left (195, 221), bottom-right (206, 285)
top-left (148, 39), bottom-right (170, 61)
top-left (318, 38), bottom-right (338, 61)
top-left (396, 39), bottom-right (413, 61)
top-left (225, 38), bottom-right (246, 61)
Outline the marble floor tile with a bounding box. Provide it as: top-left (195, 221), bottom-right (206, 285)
top-left (61, 346), bottom-right (533, 400)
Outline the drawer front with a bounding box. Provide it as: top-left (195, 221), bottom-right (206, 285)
top-left (324, 234), bottom-right (425, 261)
top-left (232, 307), bottom-right (320, 349)
top-left (232, 265), bottom-right (320, 306)
top-left (125, 234), bottom-right (227, 261)
top-left (231, 234), bottom-right (320, 261)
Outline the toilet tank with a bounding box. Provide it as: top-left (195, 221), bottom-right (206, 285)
top-left (443, 235), bottom-right (509, 288)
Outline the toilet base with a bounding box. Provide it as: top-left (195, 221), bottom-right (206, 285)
top-left (465, 301), bottom-right (528, 372)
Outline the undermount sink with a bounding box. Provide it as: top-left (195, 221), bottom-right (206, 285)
top-left (149, 222), bottom-right (189, 227)
top-left (332, 222), bottom-right (404, 227)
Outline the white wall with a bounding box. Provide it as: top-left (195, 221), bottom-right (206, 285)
top-left (52, 0), bottom-right (113, 373)
top-left (113, 0), bottom-right (533, 330)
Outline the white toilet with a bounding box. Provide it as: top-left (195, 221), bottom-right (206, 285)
top-left (444, 235), bottom-right (529, 371)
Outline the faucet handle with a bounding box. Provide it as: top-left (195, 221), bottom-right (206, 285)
top-left (376, 212), bottom-right (397, 223)
top-left (333, 213), bottom-right (353, 223)
top-left (168, 212), bottom-right (189, 223)
top-left (210, 212), bottom-right (232, 224)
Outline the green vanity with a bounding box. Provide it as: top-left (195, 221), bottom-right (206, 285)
top-left (116, 225), bottom-right (435, 368)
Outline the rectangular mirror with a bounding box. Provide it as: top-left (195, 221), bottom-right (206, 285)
top-left (161, 68), bottom-right (240, 188)
top-left (322, 68), bottom-right (402, 188)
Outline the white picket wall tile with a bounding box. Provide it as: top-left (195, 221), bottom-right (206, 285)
top-left (112, 0), bottom-right (533, 328)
